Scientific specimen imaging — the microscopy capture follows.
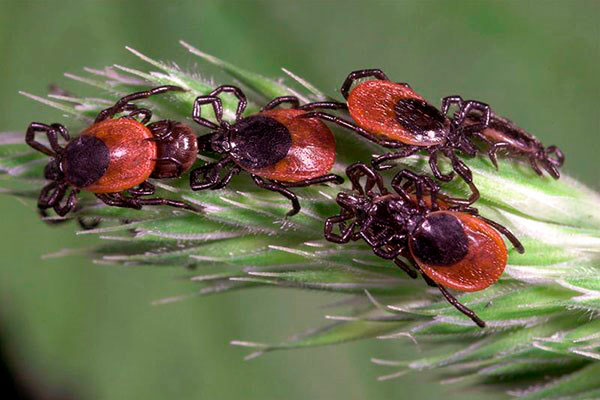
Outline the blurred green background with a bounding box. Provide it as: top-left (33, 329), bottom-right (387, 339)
top-left (0, 1), bottom-right (597, 399)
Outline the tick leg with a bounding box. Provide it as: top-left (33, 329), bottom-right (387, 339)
top-left (341, 69), bottom-right (390, 99)
top-left (210, 165), bottom-right (241, 190)
top-left (152, 156), bottom-right (184, 177)
top-left (528, 154), bottom-right (544, 176)
top-left (346, 162), bottom-right (387, 195)
top-left (441, 96), bottom-right (464, 118)
top-left (127, 107), bottom-right (153, 124)
top-left (134, 197), bottom-right (199, 212)
top-left (50, 123), bottom-right (70, 142)
top-left (420, 274), bottom-right (485, 327)
top-left (545, 145), bottom-right (565, 168)
top-left (95, 85), bottom-right (184, 123)
top-left (391, 169), bottom-right (440, 210)
top-left (541, 159), bottom-right (560, 180)
top-left (372, 146), bottom-right (420, 171)
top-left (324, 213), bottom-right (356, 244)
top-left (53, 188), bottom-right (79, 217)
top-left (281, 174), bottom-right (344, 188)
top-left (436, 284), bottom-right (486, 328)
top-left (26, 122), bottom-right (67, 156)
top-left (192, 95), bottom-right (223, 130)
top-left (251, 175), bottom-right (300, 216)
top-left (299, 101), bottom-right (348, 111)
top-left (96, 193), bottom-right (142, 210)
top-left (261, 96), bottom-right (300, 111)
top-left (38, 182), bottom-right (67, 209)
top-left (476, 215), bottom-right (525, 254)
top-left (127, 181), bottom-right (156, 196)
top-left (457, 135), bottom-right (479, 157)
top-left (189, 158), bottom-right (232, 191)
top-left (299, 111), bottom-right (405, 148)
top-left (394, 258), bottom-right (418, 279)
top-left (455, 100), bottom-right (491, 127)
top-left (487, 142), bottom-right (511, 170)
top-left (209, 85), bottom-right (247, 121)
top-left (428, 149), bottom-right (454, 182)
top-left (443, 149), bottom-right (480, 206)
top-left (373, 244), bottom-right (402, 259)
top-left (97, 192), bottom-right (199, 212)
top-left (196, 132), bottom-right (216, 152)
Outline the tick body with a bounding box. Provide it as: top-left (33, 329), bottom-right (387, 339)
top-left (26, 85), bottom-right (199, 219)
top-left (66, 118), bottom-right (157, 193)
top-left (300, 69), bottom-right (492, 205)
top-left (464, 111), bottom-right (564, 178)
top-left (190, 85), bottom-right (342, 216)
top-left (346, 79), bottom-right (450, 146)
top-left (324, 163), bottom-right (524, 327)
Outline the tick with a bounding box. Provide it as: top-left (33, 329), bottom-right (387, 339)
top-left (324, 162), bottom-right (524, 327)
top-left (302, 69), bottom-right (564, 206)
top-left (26, 85), bottom-right (199, 218)
top-left (462, 110), bottom-right (564, 178)
top-left (190, 85), bottom-right (343, 216)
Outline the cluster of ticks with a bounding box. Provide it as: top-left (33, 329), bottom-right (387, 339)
top-left (26, 69), bottom-right (565, 327)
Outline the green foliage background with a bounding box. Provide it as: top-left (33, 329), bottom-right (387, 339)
top-left (0, 1), bottom-right (597, 399)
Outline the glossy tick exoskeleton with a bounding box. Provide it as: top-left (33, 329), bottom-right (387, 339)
top-left (190, 85), bottom-right (343, 216)
top-left (463, 110), bottom-right (564, 179)
top-left (26, 85), bottom-right (199, 218)
top-left (324, 163), bottom-right (525, 327)
top-left (301, 69), bottom-right (493, 205)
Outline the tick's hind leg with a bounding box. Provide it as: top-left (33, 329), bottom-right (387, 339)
top-left (476, 215), bottom-right (525, 254)
top-left (371, 146), bottom-right (420, 171)
top-left (127, 181), bottom-right (156, 196)
top-left (421, 274), bottom-right (485, 327)
top-left (135, 197), bottom-right (199, 212)
top-left (299, 101), bottom-right (347, 112)
top-left (394, 258), bottom-right (418, 279)
top-left (436, 285), bottom-right (486, 328)
top-left (541, 159), bottom-right (560, 180)
top-left (96, 193), bottom-right (142, 210)
top-left (486, 142), bottom-right (511, 170)
top-left (96, 191), bottom-right (199, 212)
top-left (428, 149), bottom-right (454, 182)
top-left (130, 181), bottom-right (199, 212)
top-left (251, 175), bottom-right (300, 217)
top-left (545, 146), bottom-right (565, 168)
top-left (528, 154), bottom-right (544, 176)
top-left (281, 174), bottom-right (344, 188)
